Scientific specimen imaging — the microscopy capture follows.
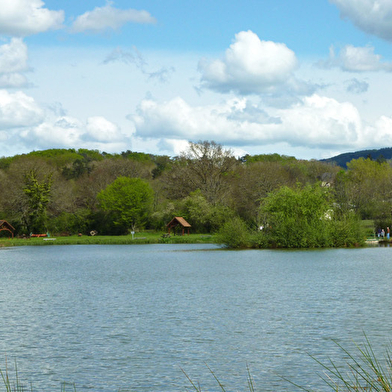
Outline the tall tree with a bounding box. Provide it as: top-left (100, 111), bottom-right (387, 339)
top-left (335, 158), bottom-right (392, 219)
top-left (163, 141), bottom-right (237, 204)
top-left (23, 169), bottom-right (53, 233)
top-left (97, 177), bottom-right (154, 231)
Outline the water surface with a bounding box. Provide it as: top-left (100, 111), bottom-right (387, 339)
top-left (0, 245), bottom-right (391, 391)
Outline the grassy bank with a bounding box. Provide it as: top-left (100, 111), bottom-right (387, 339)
top-left (0, 232), bottom-right (217, 247)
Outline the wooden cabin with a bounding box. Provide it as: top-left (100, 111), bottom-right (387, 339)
top-left (0, 220), bottom-right (15, 238)
top-left (167, 217), bottom-right (191, 236)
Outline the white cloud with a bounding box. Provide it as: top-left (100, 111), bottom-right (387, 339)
top-left (319, 44), bottom-right (392, 72)
top-left (19, 115), bottom-right (129, 152)
top-left (0, 89), bottom-right (129, 153)
top-left (71, 1), bottom-right (156, 33)
top-left (0, 38), bottom-right (28, 73)
top-left (280, 95), bottom-right (363, 148)
top-left (198, 30), bottom-right (299, 95)
top-left (132, 94), bottom-right (390, 151)
top-left (85, 116), bottom-right (123, 142)
top-left (0, 0), bottom-right (64, 36)
top-left (372, 115), bottom-right (392, 145)
top-left (0, 38), bottom-right (30, 88)
top-left (156, 138), bottom-right (190, 155)
top-left (0, 90), bottom-right (43, 129)
top-left (21, 116), bottom-right (85, 146)
top-left (330, 0), bottom-right (392, 41)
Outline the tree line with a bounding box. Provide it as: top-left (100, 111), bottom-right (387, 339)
top-left (0, 141), bottom-right (389, 247)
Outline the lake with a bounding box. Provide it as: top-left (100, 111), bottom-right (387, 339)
top-left (0, 244), bottom-right (391, 391)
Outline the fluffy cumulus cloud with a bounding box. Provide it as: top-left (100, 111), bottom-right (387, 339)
top-left (0, 38), bottom-right (30, 88)
top-left (0, 89), bottom-right (128, 152)
top-left (132, 94), bottom-right (392, 151)
top-left (84, 116), bottom-right (124, 142)
top-left (0, 0), bottom-right (64, 36)
top-left (372, 115), bottom-right (392, 145)
top-left (70, 1), bottom-right (156, 33)
top-left (198, 30), bottom-right (299, 95)
top-left (331, 0), bottom-right (392, 41)
top-left (319, 44), bottom-right (392, 72)
top-left (279, 95), bottom-right (363, 148)
top-left (0, 90), bottom-right (43, 129)
top-left (19, 115), bottom-right (129, 152)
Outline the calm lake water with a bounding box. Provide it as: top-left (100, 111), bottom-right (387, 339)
top-left (0, 244), bottom-right (391, 391)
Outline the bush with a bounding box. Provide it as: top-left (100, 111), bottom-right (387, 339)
top-left (215, 216), bottom-right (250, 248)
top-left (260, 184), bottom-right (333, 248)
top-left (329, 213), bottom-right (365, 247)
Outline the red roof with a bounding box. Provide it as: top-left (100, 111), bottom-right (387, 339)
top-left (167, 217), bottom-right (191, 228)
top-left (0, 220), bottom-right (15, 231)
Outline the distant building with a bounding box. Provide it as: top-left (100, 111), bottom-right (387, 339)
top-left (167, 217), bottom-right (191, 236)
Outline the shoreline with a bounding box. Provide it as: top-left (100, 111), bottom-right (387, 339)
top-left (0, 234), bottom-right (379, 249)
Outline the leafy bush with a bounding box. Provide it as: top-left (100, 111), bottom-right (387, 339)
top-left (260, 184), bottom-right (333, 248)
top-left (329, 213), bottom-right (366, 247)
top-left (215, 216), bottom-right (249, 248)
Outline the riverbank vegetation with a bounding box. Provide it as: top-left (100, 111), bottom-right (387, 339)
top-left (0, 232), bottom-right (215, 247)
top-left (0, 141), bottom-right (388, 248)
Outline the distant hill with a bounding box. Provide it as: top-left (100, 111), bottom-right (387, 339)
top-left (320, 147), bottom-right (392, 168)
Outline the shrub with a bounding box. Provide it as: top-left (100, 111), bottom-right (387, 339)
top-left (215, 216), bottom-right (250, 248)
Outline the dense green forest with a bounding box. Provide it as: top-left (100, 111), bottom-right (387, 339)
top-left (0, 141), bottom-right (389, 248)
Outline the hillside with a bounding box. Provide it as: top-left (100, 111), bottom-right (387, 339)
top-left (321, 147), bottom-right (392, 168)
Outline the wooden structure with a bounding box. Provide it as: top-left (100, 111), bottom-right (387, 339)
top-left (167, 217), bottom-right (191, 236)
top-left (0, 220), bottom-right (15, 238)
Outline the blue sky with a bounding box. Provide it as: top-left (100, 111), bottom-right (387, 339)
top-left (1, 0), bottom-right (392, 159)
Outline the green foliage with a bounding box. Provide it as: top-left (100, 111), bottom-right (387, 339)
top-left (97, 177), bottom-right (154, 231)
top-left (329, 213), bottom-right (365, 247)
top-left (47, 209), bottom-right (93, 235)
top-left (26, 149), bottom-right (83, 167)
top-left (179, 190), bottom-right (212, 232)
top-left (241, 153), bottom-right (297, 165)
top-left (260, 184), bottom-right (333, 248)
top-left (151, 155), bottom-right (172, 178)
top-left (0, 156), bottom-right (14, 170)
top-left (336, 157), bottom-right (392, 220)
top-left (150, 202), bottom-right (178, 231)
top-left (120, 150), bottom-right (152, 162)
top-left (0, 144), bottom-right (387, 243)
top-left (23, 169), bottom-right (53, 233)
top-left (259, 184), bottom-right (365, 248)
top-left (62, 158), bottom-right (92, 179)
top-left (176, 190), bottom-right (236, 233)
top-left (216, 216), bottom-right (249, 248)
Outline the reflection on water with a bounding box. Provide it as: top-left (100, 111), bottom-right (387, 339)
top-left (0, 245), bottom-right (391, 391)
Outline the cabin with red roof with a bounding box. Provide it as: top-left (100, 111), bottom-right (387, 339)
top-left (0, 220), bottom-right (15, 238)
top-left (167, 217), bottom-right (191, 236)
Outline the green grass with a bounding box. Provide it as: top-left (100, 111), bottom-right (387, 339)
top-left (0, 232), bottom-right (217, 247)
top-left (294, 336), bottom-right (392, 392)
